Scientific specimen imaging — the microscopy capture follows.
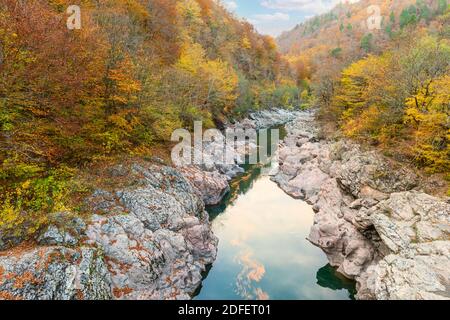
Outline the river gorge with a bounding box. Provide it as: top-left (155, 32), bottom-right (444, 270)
top-left (0, 110), bottom-right (448, 300)
top-left (195, 122), bottom-right (356, 300)
top-left (196, 171), bottom-right (356, 300)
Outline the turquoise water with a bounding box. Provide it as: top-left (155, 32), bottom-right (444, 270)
top-left (195, 164), bottom-right (356, 300)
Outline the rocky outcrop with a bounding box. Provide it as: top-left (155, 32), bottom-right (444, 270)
top-left (178, 109), bottom-right (300, 204)
top-left (0, 163), bottom-right (217, 300)
top-left (362, 241), bottom-right (450, 300)
top-left (180, 166), bottom-right (230, 206)
top-left (228, 109), bottom-right (300, 130)
top-left (0, 246), bottom-right (112, 300)
top-left (84, 164), bottom-right (218, 300)
top-left (273, 111), bottom-right (450, 300)
top-left (0, 108), bottom-right (301, 300)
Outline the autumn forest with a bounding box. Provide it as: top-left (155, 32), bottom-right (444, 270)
top-left (0, 0), bottom-right (449, 258)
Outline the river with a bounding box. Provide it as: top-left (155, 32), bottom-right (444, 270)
top-left (194, 125), bottom-right (356, 300)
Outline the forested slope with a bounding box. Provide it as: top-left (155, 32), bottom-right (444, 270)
top-left (278, 0), bottom-right (449, 193)
top-left (0, 0), bottom-right (297, 237)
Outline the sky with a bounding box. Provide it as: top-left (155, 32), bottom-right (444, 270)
top-left (221, 0), bottom-right (360, 37)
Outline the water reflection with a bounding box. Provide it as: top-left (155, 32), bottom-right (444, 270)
top-left (195, 175), bottom-right (356, 300)
top-left (316, 264), bottom-right (357, 300)
top-left (235, 249), bottom-right (269, 300)
top-left (207, 124), bottom-right (286, 219)
top-left (195, 124), bottom-right (355, 300)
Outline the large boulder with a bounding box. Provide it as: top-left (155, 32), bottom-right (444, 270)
top-left (336, 149), bottom-right (418, 197)
top-left (364, 241), bottom-right (450, 300)
top-left (355, 192), bottom-right (450, 300)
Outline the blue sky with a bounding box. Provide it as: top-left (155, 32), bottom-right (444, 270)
top-left (222, 0), bottom-right (358, 37)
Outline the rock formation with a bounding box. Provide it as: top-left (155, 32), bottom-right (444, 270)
top-left (0, 164), bottom-right (217, 300)
top-left (0, 109), bottom-right (299, 300)
top-left (272, 111), bottom-right (450, 300)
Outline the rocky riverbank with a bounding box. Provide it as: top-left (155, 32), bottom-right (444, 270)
top-left (0, 164), bottom-right (218, 300)
top-left (0, 109), bottom-right (299, 300)
top-left (179, 109), bottom-right (300, 206)
top-left (272, 111), bottom-right (450, 300)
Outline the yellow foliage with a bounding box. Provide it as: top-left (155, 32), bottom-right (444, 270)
top-left (333, 35), bottom-right (449, 173)
top-left (0, 166), bottom-right (77, 239)
top-left (176, 42), bottom-right (206, 74)
top-left (404, 75), bottom-right (450, 172)
top-left (242, 37), bottom-right (252, 49)
top-left (175, 40), bottom-right (238, 115)
top-left (201, 59), bottom-right (238, 111)
top-left (177, 0), bottom-right (202, 22)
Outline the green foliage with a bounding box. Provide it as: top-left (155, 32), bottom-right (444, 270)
top-left (0, 164), bottom-right (79, 237)
top-left (300, 10), bottom-right (339, 36)
top-left (270, 85), bottom-right (301, 110)
top-left (390, 11), bottom-right (396, 24)
top-left (331, 47), bottom-right (342, 58)
top-left (416, 0), bottom-right (431, 21)
top-left (400, 5), bottom-right (418, 28)
top-left (385, 11), bottom-right (396, 38)
top-left (437, 0), bottom-right (449, 14)
top-left (385, 24), bottom-right (393, 38)
top-left (360, 33), bottom-right (373, 53)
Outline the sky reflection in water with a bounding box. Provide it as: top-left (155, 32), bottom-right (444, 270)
top-left (195, 173), bottom-right (356, 300)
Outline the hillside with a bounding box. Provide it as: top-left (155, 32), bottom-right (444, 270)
top-left (278, 0), bottom-right (447, 57)
top-left (276, 0), bottom-right (449, 194)
top-left (0, 0), bottom-right (298, 239)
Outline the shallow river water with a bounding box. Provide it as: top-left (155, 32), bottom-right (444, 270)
top-left (194, 128), bottom-right (356, 300)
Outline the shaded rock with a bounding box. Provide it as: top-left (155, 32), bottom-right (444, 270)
top-left (37, 213), bottom-right (86, 247)
top-left (336, 150), bottom-right (418, 197)
top-left (86, 190), bottom-right (125, 215)
top-left (181, 167), bottom-right (230, 206)
top-left (0, 234), bottom-right (24, 252)
top-left (37, 226), bottom-right (75, 246)
top-left (108, 164), bottom-right (128, 177)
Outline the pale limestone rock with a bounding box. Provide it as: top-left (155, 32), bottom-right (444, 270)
top-left (181, 167), bottom-right (230, 206)
top-left (0, 247), bottom-right (112, 300)
top-left (273, 110), bottom-right (450, 300)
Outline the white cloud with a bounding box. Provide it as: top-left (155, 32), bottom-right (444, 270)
top-left (224, 1), bottom-right (238, 11)
top-left (248, 12), bottom-right (291, 37)
top-left (260, 0), bottom-right (360, 15)
top-left (252, 12), bottom-right (290, 23)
